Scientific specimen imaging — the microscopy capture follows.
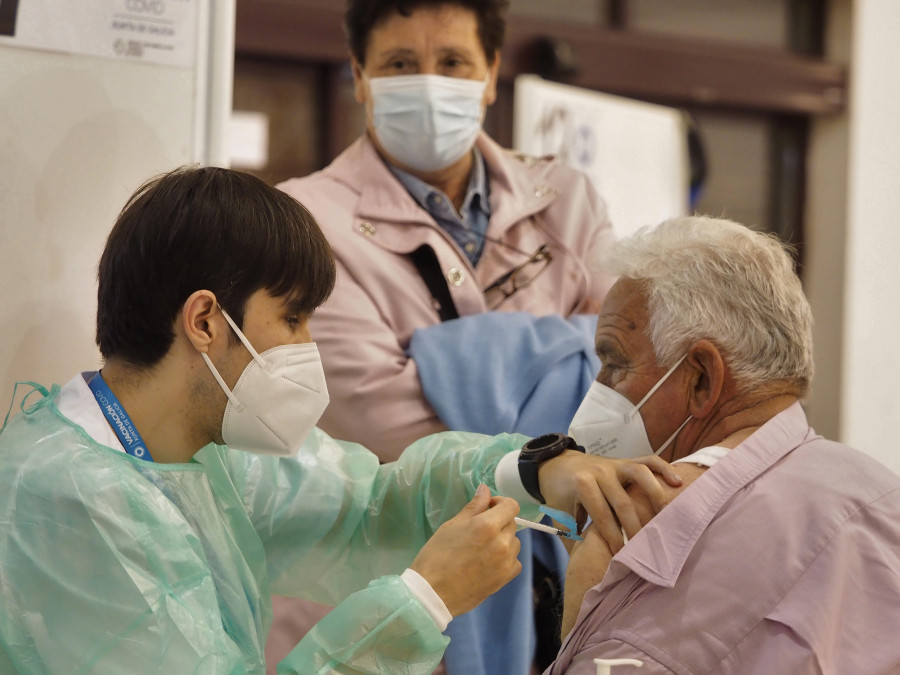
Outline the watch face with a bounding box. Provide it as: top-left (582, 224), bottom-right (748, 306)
top-left (523, 432), bottom-right (566, 456)
top-left (522, 433), bottom-right (573, 466)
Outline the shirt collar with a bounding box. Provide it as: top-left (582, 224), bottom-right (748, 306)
top-left (388, 146), bottom-right (491, 221)
top-left (57, 371), bottom-right (126, 453)
top-left (671, 445), bottom-right (730, 468)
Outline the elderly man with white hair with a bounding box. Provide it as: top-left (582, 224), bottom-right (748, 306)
top-left (549, 216), bottom-right (900, 674)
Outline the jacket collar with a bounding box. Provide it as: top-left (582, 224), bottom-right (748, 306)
top-left (324, 132), bottom-right (561, 236)
top-left (477, 131), bottom-right (561, 233)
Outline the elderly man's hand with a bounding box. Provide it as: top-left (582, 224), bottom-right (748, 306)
top-left (410, 484), bottom-right (521, 617)
top-left (537, 451), bottom-right (682, 552)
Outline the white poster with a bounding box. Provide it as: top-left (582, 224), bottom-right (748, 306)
top-left (0, 0), bottom-right (198, 68)
top-left (514, 75), bottom-right (689, 239)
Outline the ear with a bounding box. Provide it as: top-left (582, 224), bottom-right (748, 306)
top-left (351, 58), bottom-right (368, 104)
top-left (685, 339), bottom-right (725, 419)
top-left (484, 51), bottom-right (501, 106)
top-left (180, 290), bottom-right (221, 354)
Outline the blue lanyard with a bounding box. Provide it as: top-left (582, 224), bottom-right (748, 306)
top-left (87, 372), bottom-right (154, 462)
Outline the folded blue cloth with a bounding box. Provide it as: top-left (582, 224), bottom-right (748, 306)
top-left (409, 312), bottom-right (599, 674)
top-left (408, 312), bottom-right (600, 437)
top-left (443, 527), bottom-right (569, 675)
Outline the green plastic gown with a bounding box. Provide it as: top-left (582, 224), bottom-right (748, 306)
top-left (0, 384), bottom-right (534, 674)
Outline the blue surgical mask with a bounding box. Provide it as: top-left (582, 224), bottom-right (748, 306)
top-left (367, 73), bottom-right (487, 172)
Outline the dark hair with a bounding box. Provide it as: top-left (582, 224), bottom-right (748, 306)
top-left (345, 0), bottom-right (509, 66)
top-left (96, 166), bottom-right (336, 367)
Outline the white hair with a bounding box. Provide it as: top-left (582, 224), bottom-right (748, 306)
top-left (601, 216), bottom-right (814, 394)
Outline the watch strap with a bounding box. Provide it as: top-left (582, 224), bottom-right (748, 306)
top-left (517, 433), bottom-right (582, 503)
top-left (518, 455), bottom-right (545, 503)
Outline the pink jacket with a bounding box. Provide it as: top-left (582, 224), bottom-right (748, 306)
top-left (278, 133), bottom-right (615, 460)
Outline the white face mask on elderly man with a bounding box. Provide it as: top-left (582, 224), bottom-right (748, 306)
top-left (368, 73), bottom-right (487, 173)
top-left (568, 355), bottom-right (691, 459)
top-left (201, 307), bottom-right (330, 457)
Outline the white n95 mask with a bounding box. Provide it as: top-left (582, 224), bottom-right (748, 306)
top-left (368, 73), bottom-right (486, 172)
top-left (201, 307), bottom-right (329, 457)
top-left (568, 355), bottom-right (690, 459)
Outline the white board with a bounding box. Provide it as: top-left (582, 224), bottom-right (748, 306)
top-left (513, 75), bottom-right (689, 239)
top-left (0, 0), bottom-right (234, 400)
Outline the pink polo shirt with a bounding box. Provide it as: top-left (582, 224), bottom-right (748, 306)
top-left (549, 402), bottom-right (900, 674)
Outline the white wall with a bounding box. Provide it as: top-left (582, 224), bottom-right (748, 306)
top-left (0, 50), bottom-right (199, 394)
top-left (806, 0), bottom-right (900, 474)
top-left (841, 0), bottom-right (900, 471)
top-left (804, 1), bottom-right (851, 444)
top-left (0, 0), bottom-right (234, 409)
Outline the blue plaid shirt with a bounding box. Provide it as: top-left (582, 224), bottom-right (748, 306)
top-left (389, 149), bottom-right (491, 267)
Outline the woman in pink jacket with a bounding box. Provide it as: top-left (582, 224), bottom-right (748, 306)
top-left (279, 5), bottom-right (614, 461)
top-left (273, 0), bottom-right (616, 673)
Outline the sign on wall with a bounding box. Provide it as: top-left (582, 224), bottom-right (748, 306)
top-left (0, 0), bottom-right (197, 68)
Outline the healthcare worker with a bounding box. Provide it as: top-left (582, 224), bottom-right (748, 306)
top-left (0, 167), bottom-right (678, 674)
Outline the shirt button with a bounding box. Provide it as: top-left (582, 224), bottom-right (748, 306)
top-left (447, 268), bottom-right (465, 286)
top-left (359, 222), bottom-right (376, 237)
top-left (464, 242), bottom-right (476, 254)
top-left (429, 194), bottom-right (443, 207)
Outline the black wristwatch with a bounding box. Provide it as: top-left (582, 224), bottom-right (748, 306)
top-left (517, 432), bottom-right (584, 503)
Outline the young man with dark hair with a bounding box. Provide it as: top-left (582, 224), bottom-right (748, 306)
top-left (0, 166), bottom-right (676, 674)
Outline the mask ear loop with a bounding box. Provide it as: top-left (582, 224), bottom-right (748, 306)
top-left (628, 354), bottom-right (688, 418)
top-left (654, 414), bottom-right (692, 456)
top-left (218, 307), bottom-right (266, 367)
top-left (626, 354), bottom-right (692, 455)
top-left (198, 306), bottom-right (265, 410)
top-left (201, 353), bottom-right (241, 409)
